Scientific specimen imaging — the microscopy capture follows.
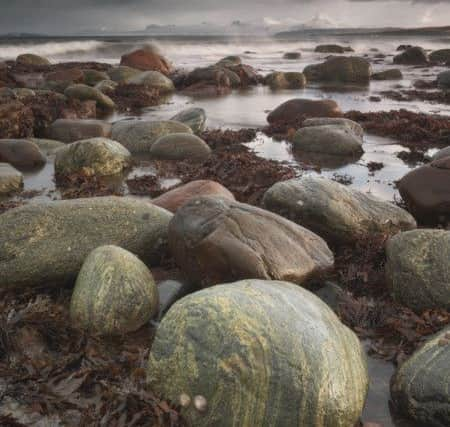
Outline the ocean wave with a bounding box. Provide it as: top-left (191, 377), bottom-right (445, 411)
top-left (0, 40), bottom-right (105, 60)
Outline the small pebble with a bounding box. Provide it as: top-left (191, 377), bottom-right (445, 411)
top-left (179, 393), bottom-right (191, 408)
top-left (194, 395), bottom-right (207, 412)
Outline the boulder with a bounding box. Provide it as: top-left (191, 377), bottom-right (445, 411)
top-left (391, 326), bottom-right (450, 427)
top-left (227, 64), bottom-right (260, 86)
top-left (16, 53), bottom-right (50, 66)
top-left (265, 72), bottom-right (306, 90)
top-left (111, 120), bottom-right (192, 153)
top-left (431, 146), bottom-right (450, 162)
top-left (397, 45), bottom-right (413, 52)
top-left (386, 229), bottom-right (450, 312)
top-left (315, 44), bottom-right (354, 54)
top-left (64, 84), bottom-right (115, 111)
top-left (267, 98), bottom-right (341, 124)
top-left (263, 177), bottom-right (417, 245)
top-left (28, 138), bottom-right (65, 156)
top-left (304, 56), bottom-right (371, 83)
top-left (437, 70), bottom-right (450, 89)
top-left (430, 48), bottom-right (450, 64)
top-left (398, 160), bottom-right (450, 225)
top-left (371, 69), bottom-right (403, 80)
top-left (0, 101), bottom-right (34, 139)
top-left (293, 125), bottom-right (364, 156)
top-left (283, 52), bottom-right (301, 59)
top-left (120, 48), bottom-right (172, 75)
top-left (126, 71), bottom-right (175, 93)
top-left (46, 119), bottom-right (112, 143)
top-left (170, 107), bottom-right (206, 134)
top-left (216, 56), bottom-right (242, 67)
top-left (393, 47), bottom-right (429, 65)
top-left (94, 79), bottom-right (118, 93)
top-left (55, 137), bottom-right (131, 178)
top-left (70, 245), bottom-right (159, 336)
top-left (183, 66), bottom-right (231, 89)
top-left (0, 162), bottom-right (23, 195)
top-left (150, 133), bottom-right (211, 161)
top-left (148, 279), bottom-right (368, 427)
top-left (169, 196), bottom-right (334, 287)
top-left (107, 66), bottom-right (141, 83)
top-left (0, 197), bottom-right (172, 290)
top-left (302, 117), bottom-right (364, 138)
top-left (45, 69), bottom-right (84, 92)
top-left (82, 69), bottom-right (109, 86)
top-left (152, 180), bottom-right (234, 213)
top-left (0, 139), bottom-right (46, 168)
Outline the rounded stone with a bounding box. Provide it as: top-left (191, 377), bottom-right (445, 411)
top-left (0, 139), bottom-right (46, 168)
top-left (16, 53), bottom-right (51, 66)
top-left (437, 71), bottom-right (450, 89)
top-left (293, 124), bottom-right (364, 156)
top-left (46, 119), bottom-right (112, 143)
top-left (265, 72), bottom-right (306, 90)
top-left (430, 49), bottom-right (450, 64)
top-left (0, 162), bottom-right (23, 195)
top-left (64, 84), bottom-right (116, 110)
top-left (107, 66), bottom-right (141, 83)
top-left (283, 52), bottom-right (301, 59)
top-left (371, 69), bottom-right (403, 81)
top-left (82, 69), bottom-right (109, 86)
top-left (386, 229), bottom-right (450, 312)
top-left (55, 137), bottom-right (132, 177)
top-left (302, 117), bottom-right (364, 138)
top-left (315, 44), bottom-right (353, 54)
top-left (126, 70), bottom-right (175, 93)
top-left (171, 108), bottom-right (207, 134)
top-left (393, 47), bottom-right (429, 65)
top-left (147, 279), bottom-right (369, 427)
top-left (304, 56), bottom-right (371, 83)
top-left (0, 197), bottom-right (172, 290)
top-left (120, 48), bottom-right (172, 75)
top-left (150, 133), bottom-right (211, 161)
top-left (111, 120), bottom-right (192, 154)
top-left (95, 79), bottom-right (118, 93)
top-left (431, 146), bottom-right (450, 162)
top-left (263, 177), bottom-right (417, 245)
top-left (391, 326), bottom-right (450, 427)
top-left (70, 245), bottom-right (159, 336)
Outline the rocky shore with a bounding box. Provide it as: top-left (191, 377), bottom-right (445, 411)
top-left (0, 43), bottom-right (449, 427)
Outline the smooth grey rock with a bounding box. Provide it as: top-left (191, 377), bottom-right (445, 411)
top-left (150, 133), bottom-right (211, 161)
top-left (107, 66), bottom-right (141, 82)
top-left (126, 71), bottom-right (175, 93)
top-left (46, 119), bottom-right (112, 143)
top-left (157, 279), bottom-right (193, 318)
top-left (394, 47), bottom-right (429, 65)
top-left (0, 162), bottom-right (23, 195)
top-left (432, 146), bottom-right (450, 162)
top-left (302, 117), bottom-right (364, 139)
top-left (64, 84), bottom-right (116, 110)
top-left (437, 71), bottom-right (450, 89)
top-left (28, 138), bottom-right (65, 156)
top-left (263, 177), bottom-right (417, 244)
top-left (0, 139), bottom-right (46, 168)
top-left (170, 108), bottom-right (206, 134)
top-left (304, 56), bottom-right (371, 83)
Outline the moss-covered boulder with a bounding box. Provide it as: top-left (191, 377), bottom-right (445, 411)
top-left (386, 229), bottom-right (450, 312)
top-left (169, 196), bottom-right (334, 288)
top-left (263, 177), bottom-right (416, 245)
top-left (0, 197), bottom-right (172, 290)
top-left (147, 279), bottom-right (369, 427)
top-left (65, 84), bottom-right (116, 111)
top-left (70, 245), bottom-right (159, 336)
top-left (111, 120), bottom-right (192, 154)
top-left (171, 108), bottom-right (206, 134)
top-left (55, 137), bottom-right (132, 178)
top-left (304, 56), bottom-right (371, 83)
top-left (16, 53), bottom-right (51, 66)
top-left (0, 162), bottom-right (23, 195)
top-left (391, 326), bottom-right (450, 427)
top-left (150, 133), bottom-right (211, 161)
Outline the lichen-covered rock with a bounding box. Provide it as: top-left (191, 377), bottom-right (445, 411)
top-left (16, 53), bottom-right (51, 66)
top-left (111, 120), bottom-right (192, 153)
top-left (304, 56), bottom-right (371, 83)
top-left (150, 133), bottom-right (211, 161)
top-left (267, 98), bottom-right (341, 124)
top-left (386, 229), bottom-right (450, 312)
top-left (391, 326), bottom-right (450, 427)
top-left (263, 177), bottom-right (416, 245)
top-left (302, 117), bottom-right (364, 138)
top-left (371, 69), bottom-right (403, 80)
top-left (0, 139), bottom-right (46, 168)
top-left (169, 196), bottom-right (334, 287)
top-left (293, 124), bottom-right (364, 156)
top-left (0, 197), bottom-right (172, 289)
top-left (147, 279), bottom-right (368, 427)
top-left (107, 66), bottom-right (141, 83)
top-left (152, 180), bottom-right (234, 213)
top-left (65, 84), bottom-right (116, 111)
top-left (126, 70), bottom-right (175, 93)
top-left (0, 162), bottom-right (23, 195)
top-left (265, 72), bottom-right (306, 90)
top-left (394, 47), bottom-right (429, 65)
top-left (171, 108), bottom-right (206, 134)
top-left (46, 119), bottom-right (112, 143)
top-left (70, 245), bottom-right (159, 336)
top-left (55, 137), bottom-right (131, 177)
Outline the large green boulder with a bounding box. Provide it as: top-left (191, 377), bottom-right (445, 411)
top-left (0, 197), bottom-right (172, 290)
top-left (391, 326), bottom-right (450, 427)
top-left (111, 120), bottom-right (192, 153)
top-left (126, 71), bottom-right (175, 93)
top-left (64, 84), bottom-right (116, 110)
top-left (304, 56), bottom-right (371, 83)
top-left (263, 177), bottom-right (416, 245)
top-left (70, 245), bottom-right (159, 336)
top-left (148, 279), bottom-right (369, 427)
top-left (169, 196), bottom-right (334, 287)
top-left (54, 137), bottom-right (132, 177)
top-left (16, 53), bottom-right (50, 66)
top-left (386, 229), bottom-right (450, 312)
top-left (107, 65), bottom-right (141, 83)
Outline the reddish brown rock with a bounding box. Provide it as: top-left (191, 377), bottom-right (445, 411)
top-left (120, 49), bottom-right (172, 76)
top-left (267, 98), bottom-right (342, 124)
top-left (0, 139), bottom-right (46, 168)
top-left (45, 68), bottom-right (84, 89)
top-left (0, 101), bottom-right (34, 139)
top-left (398, 159), bottom-right (450, 225)
top-left (151, 180), bottom-right (235, 213)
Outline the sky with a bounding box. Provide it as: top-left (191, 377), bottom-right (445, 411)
top-left (0, 0), bottom-right (449, 34)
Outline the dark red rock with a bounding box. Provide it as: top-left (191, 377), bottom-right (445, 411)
top-left (120, 49), bottom-right (172, 75)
